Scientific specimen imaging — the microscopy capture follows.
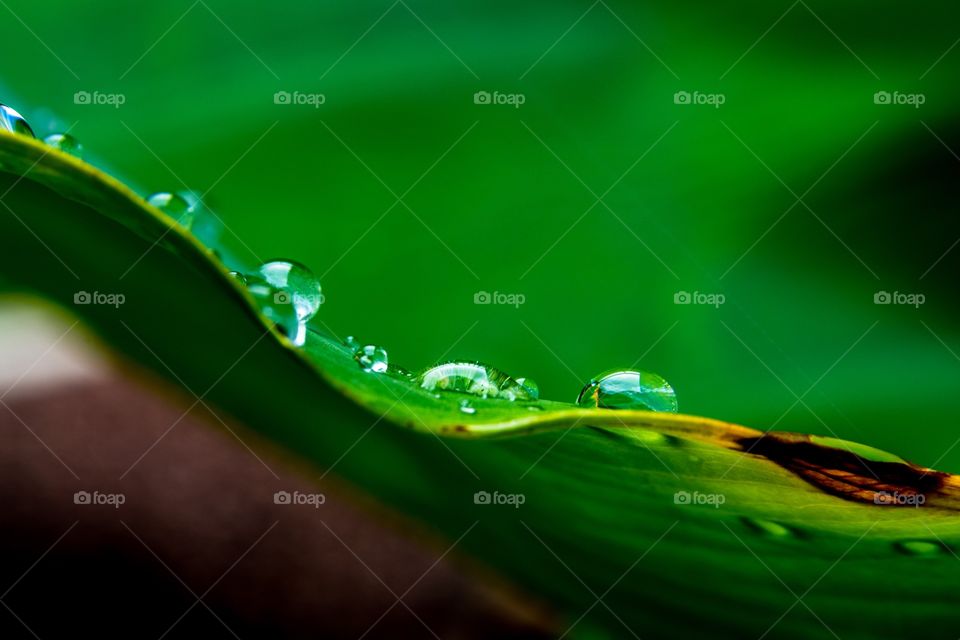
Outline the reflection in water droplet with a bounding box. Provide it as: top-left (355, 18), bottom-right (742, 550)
top-left (147, 192), bottom-right (194, 227)
top-left (515, 377), bottom-right (539, 400)
top-left (894, 540), bottom-right (948, 556)
top-left (0, 104), bottom-right (34, 137)
top-left (459, 399), bottom-right (476, 415)
top-left (416, 362), bottom-right (534, 401)
top-left (355, 345), bottom-right (388, 373)
top-left (258, 260), bottom-right (323, 322)
top-left (741, 517), bottom-right (798, 539)
top-left (246, 280), bottom-right (301, 344)
top-left (576, 369), bottom-right (678, 413)
top-left (43, 133), bottom-right (82, 157)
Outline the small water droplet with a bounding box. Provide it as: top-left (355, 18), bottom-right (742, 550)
top-left (147, 192), bottom-right (194, 227)
top-left (416, 362), bottom-right (534, 400)
top-left (355, 345), bottom-right (388, 373)
top-left (227, 270), bottom-right (247, 285)
top-left (894, 540), bottom-right (949, 556)
top-left (258, 260), bottom-right (322, 322)
top-left (515, 377), bottom-right (539, 400)
top-left (741, 517), bottom-right (798, 539)
top-left (43, 132), bottom-right (82, 157)
top-left (0, 104), bottom-right (34, 138)
top-left (459, 399), bottom-right (476, 415)
top-left (246, 280), bottom-right (301, 344)
top-left (527, 405), bottom-right (544, 411)
top-left (343, 335), bottom-right (359, 351)
top-left (576, 369), bottom-right (678, 412)
top-left (388, 364), bottom-right (414, 380)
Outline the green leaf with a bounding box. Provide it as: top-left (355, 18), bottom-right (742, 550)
top-left (3, 129), bottom-right (960, 639)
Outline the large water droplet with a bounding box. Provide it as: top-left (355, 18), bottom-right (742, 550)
top-left (177, 190), bottom-right (223, 247)
top-left (246, 280), bottom-right (300, 343)
top-left (43, 133), bottom-right (82, 157)
top-left (416, 362), bottom-right (535, 401)
top-left (894, 540), bottom-right (949, 556)
top-left (147, 192), bottom-right (195, 227)
top-left (0, 104), bottom-right (34, 138)
top-left (515, 377), bottom-right (539, 400)
top-left (355, 345), bottom-right (388, 373)
top-left (258, 260), bottom-right (323, 322)
top-left (576, 369), bottom-right (678, 412)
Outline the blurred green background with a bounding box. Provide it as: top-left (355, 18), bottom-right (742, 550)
top-left (3, 0), bottom-right (959, 468)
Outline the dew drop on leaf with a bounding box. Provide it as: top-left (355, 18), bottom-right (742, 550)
top-left (416, 362), bottom-right (535, 401)
top-left (459, 399), bottom-right (476, 415)
top-left (0, 103), bottom-right (34, 138)
top-left (43, 133), bottom-right (82, 157)
top-left (227, 270), bottom-right (247, 285)
top-left (354, 344), bottom-right (388, 373)
top-left (257, 260), bottom-right (322, 322)
top-left (146, 192), bottom-right (194, 227)
top-left (515, 377), bottom-right (539, 400)
top-left (343, 335), bottom-right (359, 351)
top-left (245, 280), bottom-right (301, 344)
top-left (576, 369), bottom-right (678, 413)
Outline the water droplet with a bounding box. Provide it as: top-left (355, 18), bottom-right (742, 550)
top-left (515, 377), bottom-right (539, 400)
top-left (43, 132), bottom-right (82, 157)
top-left (258, 260), bottom-right (322, 322)
top-left (576, 369), bottom-right (678, 413)
top-left (147, 192), bottom-right (194, 227)
top-left (894, 540), bottom-right (949, 556)
top-left (246, 280), bottom-right (300, 344)
top-left (527, 405), bottom-right (544, 411)
top-left (355, 345), bottom-right (388, 373)
top-left (0, 104), bottom-right (34, 138)
top-left (740, 517), bottom-right (798, 539)
top-left (343, 335), bottom-right (359, 351)
top-left (227, 270), bottom-right (247, 285)
top-left (416, 362), bottom-right (535, 400)
top-left (459, 399), bottom-right (476, 415)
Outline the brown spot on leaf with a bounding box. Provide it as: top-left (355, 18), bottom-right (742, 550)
top-left (737, 432), bottom-right (951, 508)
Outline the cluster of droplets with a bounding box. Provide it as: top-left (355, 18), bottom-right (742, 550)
top-left (2, 102), bottom-right (82, 158)
top-left (3, 102), bottom-right (683, 418)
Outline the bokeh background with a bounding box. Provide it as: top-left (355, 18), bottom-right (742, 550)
top-left (3, 0), bottom-right (959, 470)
